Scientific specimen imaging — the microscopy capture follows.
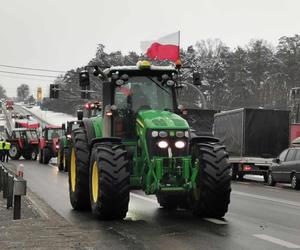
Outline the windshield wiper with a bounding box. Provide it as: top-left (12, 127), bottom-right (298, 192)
top-left (146, 77), bottom-right (170, 94)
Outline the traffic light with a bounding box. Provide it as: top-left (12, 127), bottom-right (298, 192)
top-left (79, 70), bottom-right (90, 87)
top-left (50, 84), bottom-right (59, 98)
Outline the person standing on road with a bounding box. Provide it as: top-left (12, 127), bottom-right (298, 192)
top-left (0, 138), bottom-right (4, 162)
top-left (4, 140), bottom-right (10, 162)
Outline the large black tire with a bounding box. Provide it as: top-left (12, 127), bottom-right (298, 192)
top-left (68, 128), bottom-right (90, 210)
top-left (63, 147), bottom-right (70, 172)
top-left (42, 148), bottom-right (51, 164)
top-left (31, 148), bottom-right (38, 160)
top-left (9, 143), bottom-right (21, 160)
top-left (57, 143), bottom-right (64, 171)
top-left (89, 143), bottom-right (130, 220)
top-left (38, 148), bottom-right (43, 163)
top-left (190, 142), bottom-right (231, 218)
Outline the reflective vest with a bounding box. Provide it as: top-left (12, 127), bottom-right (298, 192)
top-left (0, 141), bottom-right (3, 150)
top-left (4, 142), bottom-right (11, 150)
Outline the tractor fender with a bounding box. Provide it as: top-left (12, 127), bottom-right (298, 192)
top-left (90, 137), bottom-right (122, 149)
top-left (190, 136), bottom-right (220, 146)
top-left (82, 119), bottom-right (96, 145)
top-left (39, 137), bottom-right (46, 149)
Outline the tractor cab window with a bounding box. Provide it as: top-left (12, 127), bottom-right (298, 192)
top-left (114, 76), bottom-right (174, 139)
top-left (26, 131), bottom-right (38, 140)
top-left (47, 129), bottom-right (63, 140)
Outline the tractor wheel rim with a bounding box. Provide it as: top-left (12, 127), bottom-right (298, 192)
top-left (70, 148), bottom-right (76, 192)
top-left (292, 176), bottom-right (296, 189)
top-left (92, 161), bottom-right (99, 203)
top-left (10, 146), bottom-right (17, 157)
top-left (32, 151), bottom-right (36, 159)
top-left (268, 173), bottom-right (272, 185)
top-left (63, 152), bottom-right (66, 168)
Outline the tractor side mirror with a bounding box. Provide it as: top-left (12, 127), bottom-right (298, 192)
top-left (77, 110), bottom-right (83, 121)
top-left (193, 72), bottom-right (203, 85)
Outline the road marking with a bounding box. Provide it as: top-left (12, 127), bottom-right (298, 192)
top-left (203, 218), bottom-right (228, 225)
top-left (254, 234), bottom-right (300, 249)
top-left (26, 193), bottom-right (49, 219)
top-left (130, 193), bottom-right (158, 205)
top-left (232, 191), bottom-right (300, 207)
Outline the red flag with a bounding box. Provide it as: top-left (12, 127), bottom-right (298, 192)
top-left (141, 32), bottom-right (180, 62)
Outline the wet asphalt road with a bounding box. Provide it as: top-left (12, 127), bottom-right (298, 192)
top-left (9, 105), bottom-right (300, 249)
top-left (9, 159), bottom-right (300, 250)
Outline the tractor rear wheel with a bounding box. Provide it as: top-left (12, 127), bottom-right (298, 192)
top-left (38, 149), bottom-right (43, 163)
top-left (89, 143), bottom-right (130, 220)
top-left (63, 147), bottom-right (70, 172)
top-left (42, 148), bottom-right (51, 164)
top-left (190, 142), bottom-right (231, 218)
top-left (68, 128), bottom-right (90, 210)
top-left (9, 143), bottom-right (21, 160)
top-left (57, 145), bottom-right (64, 171)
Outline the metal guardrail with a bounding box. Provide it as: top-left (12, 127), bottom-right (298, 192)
top-left (0, 163), bottom-right (27, 220)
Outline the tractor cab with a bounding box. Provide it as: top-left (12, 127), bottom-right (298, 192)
top-left (8, 128), bottom-right (39, 160)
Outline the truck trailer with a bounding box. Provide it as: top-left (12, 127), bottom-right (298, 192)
top-left (214, 108), bottom-right (290, 182)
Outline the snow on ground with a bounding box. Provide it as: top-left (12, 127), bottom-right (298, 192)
top-left (21, 105), bottom-right (76, 126)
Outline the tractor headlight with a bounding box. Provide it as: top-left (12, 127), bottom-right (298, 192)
top-left (158, 140), bottom-right (168, 149)
top-left (151, 131), bottom-right (159, 137)
top-left (56, 145), bottom-right (59, 149)
top-left (175, 141), bottom-right (186, 149)
top-left (159, 131), bottom-right (168, 138)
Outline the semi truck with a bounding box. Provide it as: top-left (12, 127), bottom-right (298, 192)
top-left (214, 108), bottom-right (290, 182)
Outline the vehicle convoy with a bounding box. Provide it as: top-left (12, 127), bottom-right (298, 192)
top-left (82, 101), bottom-right (102, 118)
top-left (7, 128), bottom-right (39, 160)
top-left (38, 125), bottom-right (64, 164)
top-left (214, 108), bottom-right (290, 182)
top-left (51, 61), bottom-right (232, 220)
top-left (268, 147), bottom-right (300, 189)
top-left (6, 99), bottom-right (14, 110)
top-left (57, 121), bottom-right (80, 171)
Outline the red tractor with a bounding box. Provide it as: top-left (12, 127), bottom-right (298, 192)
top-left (38, 125), bottom-right (65, 164)
top-left (7, 128), bottom-right (39, 160)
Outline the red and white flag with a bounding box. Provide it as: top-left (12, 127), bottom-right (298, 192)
top-left (140, 31), bottom-right (180, 62)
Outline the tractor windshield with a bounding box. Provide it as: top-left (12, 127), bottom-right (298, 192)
top-left (26, 130), bottom-right (38, 140)
top-left (114, 76), bottom-right (174, 113)
top-left (46, 129), bottom-right (64, 140)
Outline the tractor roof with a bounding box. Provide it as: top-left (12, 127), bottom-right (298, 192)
top-left (12, 128), bottom-right (37, 132)
top-left (45, 125), bottom-right (62, 129)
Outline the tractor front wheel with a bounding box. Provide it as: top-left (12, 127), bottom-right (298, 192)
top-left (57, 145), bottom-right (64, 171)
top-left (63, 147), bottom-right (70, 172)
top-left (42, 148), bottom-right (51, 164)
top-left (38, 149), bottom-right (43, 163)
top-left (68, 128), bottom-right (90, 210)
top-left (190, 142), bottom-right (231, 218)
top-left (9, 144), bottom-right (21, 160)
top-left (89, 143), bottom-right (130, 220)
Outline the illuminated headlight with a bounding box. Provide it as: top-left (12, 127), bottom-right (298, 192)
top-left (67, 134), bottom-right (71, 139)
top-left (158, 140), bottom-right (168, 149)
top-left (159, 131), bottom-right (168, 138)
top-left (151, 131), bottom-right (159, 137)
top-left (176, 131), bottom-right (184, 138)
top-left (175, 141), bottom-right (186, 149)
top-left (56, 145), bottom-right (59, 149)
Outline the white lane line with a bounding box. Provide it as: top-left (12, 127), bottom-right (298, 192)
top-left (130, 193), bottom-right (158, 205)
top-left (203, 218), bottom-right (228, 225)
top-left (254, 234), bottom-right (300, 249)
top-left (232, 191), bottom-right (300, 207)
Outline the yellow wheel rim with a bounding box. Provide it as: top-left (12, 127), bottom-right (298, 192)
top-left (70, 148), bottom-right (76, 192)
top-left (92, 161), bottom-right (99, 203)
top-left (63, 152), bottom-right (66, 168)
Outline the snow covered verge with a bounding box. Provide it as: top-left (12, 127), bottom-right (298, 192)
top-left (18, 105), bottom-right (76, 126)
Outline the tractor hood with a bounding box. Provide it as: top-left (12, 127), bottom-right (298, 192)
top-left (137, 110), bottom-right (189, 130)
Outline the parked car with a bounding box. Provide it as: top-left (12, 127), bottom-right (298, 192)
top-left (268, 147), bottom-right (300, 189)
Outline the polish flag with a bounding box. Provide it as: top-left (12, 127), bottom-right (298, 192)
top-left (140, 31), bottom-right (180, 62)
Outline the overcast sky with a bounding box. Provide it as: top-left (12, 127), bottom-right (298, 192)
top-left (0, 0), bottom-right (299, 97)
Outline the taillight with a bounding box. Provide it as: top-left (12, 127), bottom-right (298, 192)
top-left (243, 165), bottom-right (252, 171)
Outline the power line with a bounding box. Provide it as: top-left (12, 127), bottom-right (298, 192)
top-left (0, 70), bottom-right (59, 78)
top-left (0, 73), bottom-right (55, 82)
top-left (0, 64), bottom-right (66, 73)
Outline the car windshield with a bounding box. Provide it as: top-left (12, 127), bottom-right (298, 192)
top-left (114, 76), bottom-right (174, 113)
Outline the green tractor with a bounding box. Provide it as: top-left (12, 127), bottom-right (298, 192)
top-left (60, 61), bottom-right (231, 219)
